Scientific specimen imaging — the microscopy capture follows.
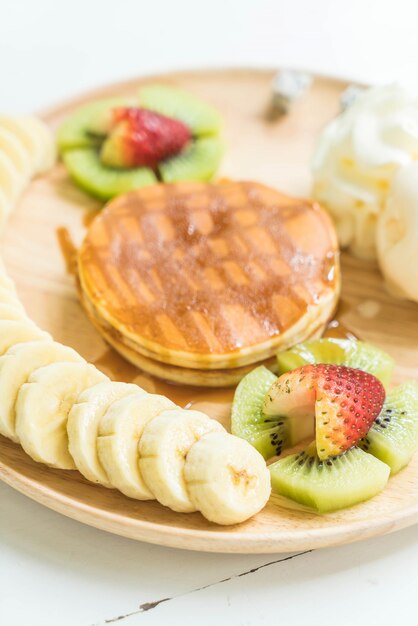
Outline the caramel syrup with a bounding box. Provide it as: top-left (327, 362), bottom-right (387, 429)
top-left (82, 209), bottom-right (101, 229)
top-left (323, 319), bottom-right (357, 341)
top-left (323, 299), bottom-right (358, 341)
top-left (56, 227), bottom-right (78, 276)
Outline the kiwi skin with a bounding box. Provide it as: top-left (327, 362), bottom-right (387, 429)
top-left (359, 382), bottom-right (418, 474)
top-left (269, 443), bottom-right (390, 513)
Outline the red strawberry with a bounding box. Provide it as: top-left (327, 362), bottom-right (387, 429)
top-left (263, 364), bottom-right (385, 460)
top-left (100, 107), bottom-right (191, 169)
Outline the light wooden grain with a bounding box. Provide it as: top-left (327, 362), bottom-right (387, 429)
top-left (1, 69), bottom-right (418, 553)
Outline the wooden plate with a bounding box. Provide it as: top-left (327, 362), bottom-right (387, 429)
top-left (1, 68), bottom-right (418, 554)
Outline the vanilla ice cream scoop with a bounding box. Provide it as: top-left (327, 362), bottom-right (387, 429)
top-left (312, 83), bottom-right (418, 260)
top-left (377, 162), bottom-right (418, 303)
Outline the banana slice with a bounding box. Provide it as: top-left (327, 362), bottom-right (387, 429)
top-left (0, 258), bottom-right (18, 293)
top-left (0, 188), bottom-right (11, 228)
top-left (0, 340), bottom-right (84, 441)
top-left (0, 285), bottom-right (23, 307)
top-left (21, 117), bottom-right (56, 174)
top-left (97, 392), bottom-right (175, 500)
top-left (0, 116), bottom-right (56, 176)
top-left (0, 319), bottom-right (50, 355)
top-left (0, 151), bottom-right (23, 202)
top-left (16, 361), bottom-right (108, 469)
top-left (184, 431), bottom-right (271, 525)
top-left (0, 127), bottom-right (32, 180)
top-left (139, 409), bottom-right (225, 512)
top-left (0, 303), bottom-right (27, 320)
top-left (67, 381), bottom-right (140, 486)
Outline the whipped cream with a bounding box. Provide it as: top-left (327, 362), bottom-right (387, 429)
top-left (312, 83), bottom-right (418, 260)
top-left (377, 162), bottom-right (418, 303)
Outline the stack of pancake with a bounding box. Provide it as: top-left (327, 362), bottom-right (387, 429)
top-left (78, 180), bottom-right (340, 386)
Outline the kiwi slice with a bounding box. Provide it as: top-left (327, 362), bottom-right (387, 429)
top-left (231, 366), bottom-right (287, 459)
top-left (359, 382), bottom-right (418, 474)
top-left (63, 148), bottom-right (157, 201)
top-left (159, 137), bottom-right (223, 183)
top-left (276, 338), bottom-right (394, 387)
top-left (57, 98), bottom-right (129, 152)
top-left (138, 84), bottom-right (221, 136)
top-left (269, 443), bottom-right (390, 513)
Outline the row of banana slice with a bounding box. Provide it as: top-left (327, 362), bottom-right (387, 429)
top-left (0, 116), bottom-right (271, 525)
top-left (0, 115), bottom-right (56, 224)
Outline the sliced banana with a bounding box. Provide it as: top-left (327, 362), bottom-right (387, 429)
top-left (0, 340), bottom-right (84, 441)
top-left (0, 319), bottom-right (50, 355)
top-left (16, 361), bottom-right (108, 469)
top-left (0, 127), bottom-right (32, 180)
top-left (184, 431), bottom-right (271, 525)
top-left (21, 116), bottom-right (56, 174)
top-left (0, 151), bottom-right (23, 202)
top-left (0, 285), bottom-right (23, 307)
top-left (98, 392), bottom-right (175, 500)
top-left (139, 409), bottom-right (225, 512)
top-left (68, 381), bottom-right (140, 486)
top-left (0, 188), bottom-right (11, 228)
top-left (0, 258), bottom-right (18, 293)
top-left (0, 303), bottom-right (27, 320)
top-left (0, 116), bottom-right (56, 176)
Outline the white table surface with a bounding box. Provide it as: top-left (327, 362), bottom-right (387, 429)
top-left (2, 1), bottom-right (418, 624)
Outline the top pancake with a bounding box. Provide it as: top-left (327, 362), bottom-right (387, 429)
top-left (78, 180), bottom-right (340, 369)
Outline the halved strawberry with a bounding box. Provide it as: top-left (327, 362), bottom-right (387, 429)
top-left (263, 364), bottom-right (385, 460)
top-left (100, 107), bottom-right (191, 169)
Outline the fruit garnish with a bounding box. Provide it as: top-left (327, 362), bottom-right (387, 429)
top-left (276, 338), bottom-right (394, 387)
top-left (58, 85), bottom-right (223, 199)
top-left (100, 107), bottom-right (191, 169)
top-left (359, 381), bottom-right (418, 474)
top-left (263, 364), bottom-right (385, 460)
top-left (269, 442), bottom-right (390, 513)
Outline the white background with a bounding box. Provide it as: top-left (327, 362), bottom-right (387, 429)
top-left (2, 1), bottom-right (418, 625)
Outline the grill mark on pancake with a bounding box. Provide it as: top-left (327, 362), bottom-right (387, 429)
top-left (204, 267), bottom-right (225, 291)
top-left (233, 208), bottom-right (258, 227)
top-left (150, 213), bottom-right (175, 242)
top-left (119, 215), bottom-right (144, 244)
top-left (222, 261), bottom-right (248, 286)
top-left (79, 181), bottom-right (339, 356)
top-left (189, 311), bottom-right (223, 353)
top-left (190, 210), bottom-right (214, 236)
top-left (156, 314), bottom-right (189, 350)
top-left (149, 268), bottom-right (163, 293)
top-left (243, 226), bottom-right (278, 256)
top-left (208, 238), bottom-right (229, 258)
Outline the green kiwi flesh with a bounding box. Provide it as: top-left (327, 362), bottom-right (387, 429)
top-left (359, 382), bottom-right (418, 474)
top-left (276, 338), bottom-right (394, 387)
top-left (231, 366), bottom-right (288, 460)
top-left (269, 443), bottom-right (390, 513)
top-left (138, 84), bottom-right (222, 136)
top-left (159, 137), bottom-right (223, 183)
top-left (57, 98), bottom-right (129, 152)
top-left (63, 148), bottom-right (157, 201)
